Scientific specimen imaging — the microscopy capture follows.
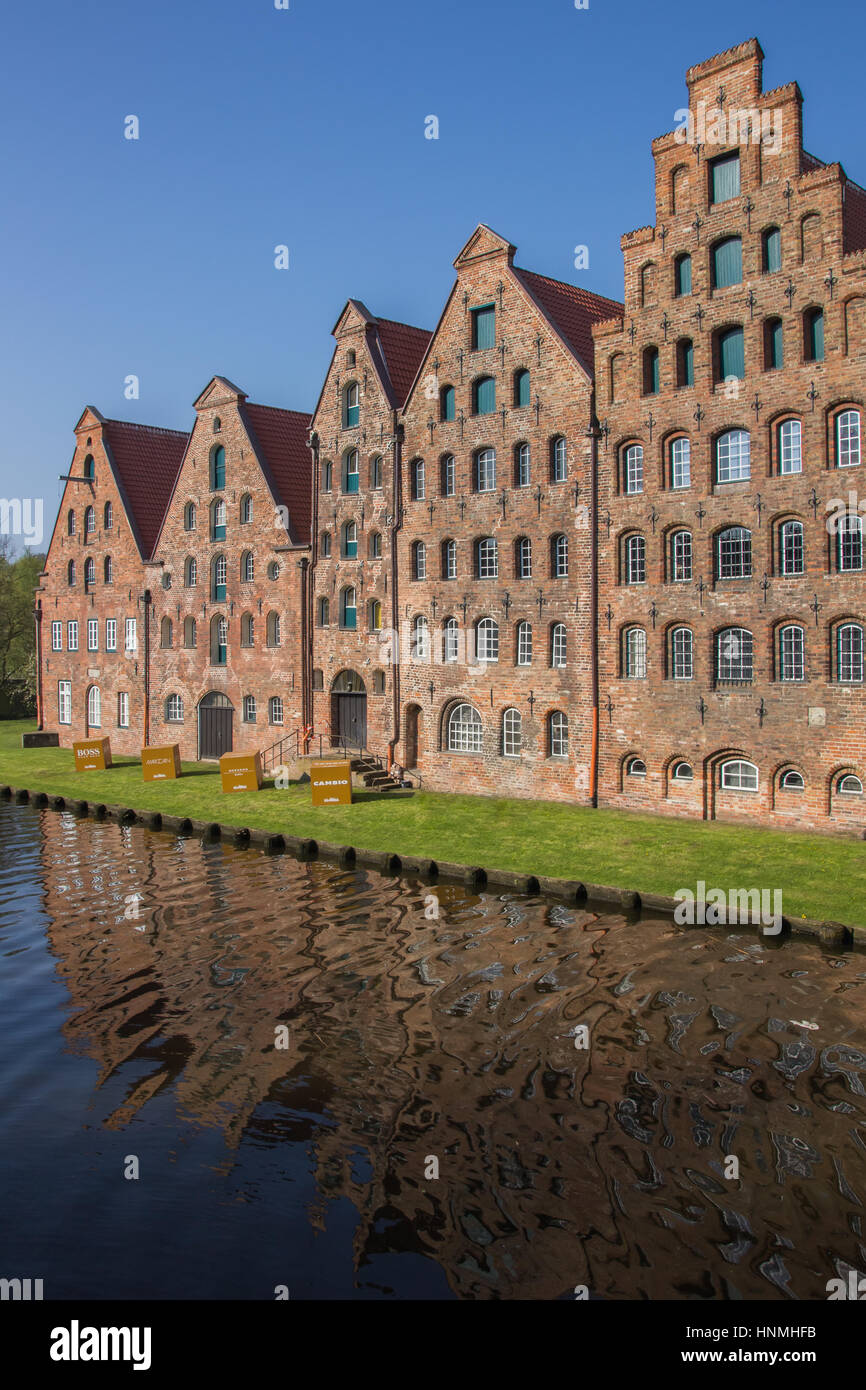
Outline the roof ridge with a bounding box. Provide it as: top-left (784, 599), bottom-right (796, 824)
top-left (246, 401), bottom-right (312, 419)
top-left (103, 418), bottom-right (189, 437)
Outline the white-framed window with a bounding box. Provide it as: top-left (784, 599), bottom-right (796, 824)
top-left (125, 618), bottom-right (137, 652)
top-left (624, 444), bottom-right (644, 494)
top-left (476, 537), bottom-right (498, 579)
top-left (442, 454), bottom-right (456, 496)
top-left (517, 620), bottom-right (532, 666)
top-left (243, 695), bottom-right (257, 723)
top-left (269, 696), bottom-right (283, 725)
top-left (720, 759), bottom-right (758, 792)
top-left (837, 623), bottom-right (864, 683)
top-left (411, 457), bottom-right (425, 500)
top-left (670, 436), bottom-right (691, 489)
top-left (516, 536), bottom-right (532, 579)
top-left (837, 410), bottom-right (861, 468)
top-left (412, 541), bottom-right (427, 580)
top-left (502, 708), bottom-right (522, 757)
top-left (837, 774), bottom-right (863, 795)
top-left (624, 627), bottom-right (647, 678)
top-left (780, 520), bottom-right (804, 575)
top-left (87, 618), bottom-right (99, 652)
top-left (370, 455), bottom-right (383, 490)
top-left (671, 530), bottom-right (692, 582)
top-left (51, 621), bottom-right (62, 651)
top-left (475, 447), bottom-right (496, 493)
top-left (443, 539), bottom-right (457, 579)
top-left (716, 429), bottom-right (751, 483)
top-left (166, 694), bottom-right (184, 722)
top-left (67, 620), bottom-right (78, 651)
top-left (551, 622), bottom-right (567, 668)
top-left (240, 494), bottom-right (253, 523)
top-left (448, 703), bottom-right (482, 753)
top-left (780, 769), bottom-right (804, 790)
top-left (551, 436), bottom-right (567, 482)
top-left (552, 533), bottom-right (568, 578)
top-left (548, 711), bottom-right (568, 758)
top-left (241, 551), bottom-right (255, 582)
top-left (717, 627), bottom-right (754, 683)
top-left (717, 526), bottom-right (752, 579)
top-left (105, 619), bottom-right (117, 652)
top-left (625, 534), bottom-right (646, 584)
top-left (779, 419), bottom-right (802, 474)
top-left (838, 514), bottom-right (863, 572)
top-left (476, 616), bottom-right (499, 662)
top-left (87, 685), bottom-right (101, 728)
top-left (671, 761), bottom-right (693, 782)
top-left (627, 757), bottom-right (647, 776)
top-left (516, 442), bottom-right (530, 487)
top-left (443, 617), bottom-right (459, 664)
top-left (117, 691), bottom-right (129, 728)
top-left (58, 680), bottom-right (71, 725)
top-left (411, 615), bottom-right (430, 661)
top-left (671, 626), bottom-right (693, 679)
top-left (779, 624), bottom-right (805, 682)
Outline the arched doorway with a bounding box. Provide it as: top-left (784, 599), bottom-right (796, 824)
top-left (331, 670), bottom-right (367, 749)
top-left (405, 704), bottom-right (422, 769)
top-left (198, 691), bottom-right (234, 759)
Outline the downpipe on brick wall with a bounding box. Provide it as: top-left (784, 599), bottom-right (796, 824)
top-left (34, 596), bottom-right (44, 730)
top-left (587, 404), bottom-right (601, 808)
top-left (388, 418), bottom-right (404, 772)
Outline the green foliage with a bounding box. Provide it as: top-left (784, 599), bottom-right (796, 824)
top-left (0, 541), bottom-right (45, 715)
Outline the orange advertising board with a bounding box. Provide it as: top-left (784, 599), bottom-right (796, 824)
top-left (141, 744), bottom-right (182, 781)
top-left (220, 751), bottom-right (263, 793)
top-left (310, 759), bottom-right (353, 807)
top-left (73, 738), bottom-right (112, 771)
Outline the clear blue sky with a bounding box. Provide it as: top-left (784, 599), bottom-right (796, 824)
top-left (1, 0), bottom-right (863, 531)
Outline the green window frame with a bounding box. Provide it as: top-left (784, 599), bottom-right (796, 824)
top-left (211, 446), bottom-right (226, 490)
top-left (763, 227), bottom-right (781, 273)
top-left (805, 308), bottom-right (824, 362)
top-left (440, 386), bottom-right (455, 421)
top-left (718, 327), bottom-right (745, 381)
top-left (471, 305), bottom-right (495, 350)
top-left (474, 376), bottom-right (496, 415)
top-left (514, 369), bottom-right (530, 407)
top-left (710, 152), bottom-right (740, 204)
top-left (675, 253), bottom-right (691, 297)
top-left (712, 237), bottom-right (742, 289)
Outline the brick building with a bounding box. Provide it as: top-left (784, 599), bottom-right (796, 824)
top-left (36, 38), bottom-right (866, 832)
top-left (592, 38), bottom-right (866, 831)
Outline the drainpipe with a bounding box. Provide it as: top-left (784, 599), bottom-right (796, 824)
top-left (388, 416), bottom-right (404, 771)
top-left (141, 589), bottom-right (151, 747)
top-left (34, 597), bottom-right (44, 729)
top-left (306, 431), bottom-right (319, 753)
top-left (587, 403), bottom-right (602, 809)
top-left (298, 554), bottom-right (309, 741)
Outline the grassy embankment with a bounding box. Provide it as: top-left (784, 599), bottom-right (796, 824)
top-left (1, 719), bottom-right (862, 924)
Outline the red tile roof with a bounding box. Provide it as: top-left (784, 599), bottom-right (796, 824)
top-left (242, 403), bottom-right (313, 543)
top-left (513, 269), bottom-right (624, 375)
top-left (101, 419), bottom-right (189, 560)
top-left (372, 318), bottom-right (433, 406)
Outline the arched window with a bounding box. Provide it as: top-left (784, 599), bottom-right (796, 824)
top-left (67, 509), bottom-right (76, 536)
top-left (513, 370), bottom-right (530, 408)
top-left (715, 327), bottom-right (745, 382)
top-left (515, 536), bottom-right (532, 579)
top-left (778, 624), bottom-right (805, 682)
top-left (210, 445), bottom-right (226, 490)
top-left (640, 263), bottom-right (657, 306)
top-left (268, 696), bottom-right (284, 725)
top-left (342, 520), bottom-right (358, 558)
top-left (716, 429), bottom-right (750, 483)
top-left (83, 455), bottom-right (95, 481)
top-left (211, 617), bottom-right (228, 666)
top-left (550, 436), bottom-right (567, 482)
top-left (779, 520), bottom-right (804, 575)
top-left (242, 695), bottom-right (257, 723)
top-left (473, 376), bottom-right (496, 415)
top-left (240, 494), bottom-right (253, 524)
top-left (476, 617), bottom-right (499, 662)
top-left (241, 613), bottom-right (254, 646)
top-left (551, 533), bottom-right (568, 578)
top-left (368, 599), bottom-right (382, 631)
top-left (762, 226), bottom-right (781, 274)
top-left (624, 627), bottom-right (647, 678)
top-left (627, 758), bottom-right (647, 776)
top-left (475, 447), bottom-right (496, 492)
top-left (515, 442), bottom-right (530, 488)
top-left (160, 616), bottom-right (173, 648)
top-left (370, 455), bottom-right (383, 489)
top-left (441, 454), bottom-right (456, 496)
top-left (161, 571), bottom-right (171, 590)
top-left (720, 760), bottom-right (758, 792)
top-left (837, 514), bottom-right (863, 572)
top-left (185, 556), bottom-right (197, 586)
top-left (103, 555), bottom-right (113, 584)
top-left (712, 236), bottom-right (743, 289)
top-left (322, 459), bottom-right (333, 491)
top-left (502, 708), bottom-right (522, 757)
top-left (671, 761), bottom-right (693, 782)
top-left (670, 436), bottom-right (691, 488)
top-left (443, 617), bottom-right (459, 664)
top-left (184, 616), bottom-right (197, 648)
top-left (84, 556), bottom-right (95, 586)
top-left (410, 458), bottom-right (425, 500)
top-left (710, 151), bottom-right (740, 204)
top-left (266, 611), bottom-right (281, 646)
top-left (343, 449), bottom-right (360, 494)
top-left (548, 711), bottom-right (568, 758)
top-left (476, 536), bottom-right (498, 579)
top-left (804, 307), bottom-right (824, 362)
top-left (442, 538), bottom-right (457, 579)
top-left (320, 531), bottom-right (332, 557)
top-left (241, 551), bottom-right (255, 582)
top-left (448, 703), bottom-right (482, 753)
top-left (642, 346), bottom-right (659, 395)
top-left (440, 385), bottom-right (455, 422)
top-left (343, 382), bottom-right (359, 428)
top-left (836, 410), bottom-right (862, 468)
top-left (764, 317), bottom-right (784, 369)
top-left (670, 530), bottom-right (692, 582)
top-left (166, 694), bottom-right (184, 723)
top-left (369, 531), bottom-right (382, 559)
top-left (837, 774), bottom-right (863, 795)
top-left (551, 622), bottom-right (567, 668)
top-left (411, 540), bottom-right (426, 580)
top-left (87, 685), bottom-right (101, 728)
top-left (778, 419), bottom-right (802, 474)
top-left (516, 620), bottom-right (532, 666)
top-left (340, 587), bottom-right (357, 630)
top-left (623, 444), bottom-right (644, 494)
top-left (716, 526), bottom-right (752, 580)
top-left (676, 338), bottom-right (694, 388)
top-left (411, 615), bottom-right (430, 661)
top-left (624, 534), bottom-right (646, 584)
top-left (670, 626), bottom-right (693, 679)
top-left (184, 502), bottom-right (196, 530)
top-left (318, 596), bottom-right (330, 627)
top-left (717, 628), bottom-right (754, 683)
top-left (671, 164), bottom-right (689, 213)
top-left (211, 498), bottom-right (226, 540)
top-left (103, 501), bottom-right (113, 530)
top-left (674, 253), bottom-right (692, 297)
top-left (212, 554), bottom-right (227, 601)
top-left (837, 623), bottom-right (864, 683)
top-left (67, 559), bottom-right (76, 586)
top-left (84, 505), bottom-right (95, 535)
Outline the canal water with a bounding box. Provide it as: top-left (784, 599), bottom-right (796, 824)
top-left (1, 801), bottom-right (865, 1301)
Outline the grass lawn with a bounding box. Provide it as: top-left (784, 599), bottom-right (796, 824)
top-left (1, 719), bottom-right (862, 925)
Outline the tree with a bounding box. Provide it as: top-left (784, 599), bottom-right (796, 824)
top-left (0, 538), bottom-right (45, 716)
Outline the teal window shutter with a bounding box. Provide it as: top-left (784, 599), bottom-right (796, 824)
top-left (764, 228), bottom-right (781, 273)
top-left (472, 306), bottom-right (495, 350)
top-left (807, 309), bottom-right (824, 361)
top-left (681, 341), bottom-right (694, 386)
top-left (675, 254), bottom-right (691, 296)
top-left (644, 347), bottom-right (659, 394)
top-left (515, 370), bottom-right (530, 407)
top-left (441, 386), bottom-right (455, 421)
top-left (719, 328), bottom-right (745, 379)
top-left (713, 237), bottom-right (742, 288)
top-left (711, 153), bottom-right (740, 204)
top-left (769, 319), bottom-right (783, 368)
top-left (212, 446), bottom-right (226, 489)
top-left (475, 377), bottom-right (496, 414)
